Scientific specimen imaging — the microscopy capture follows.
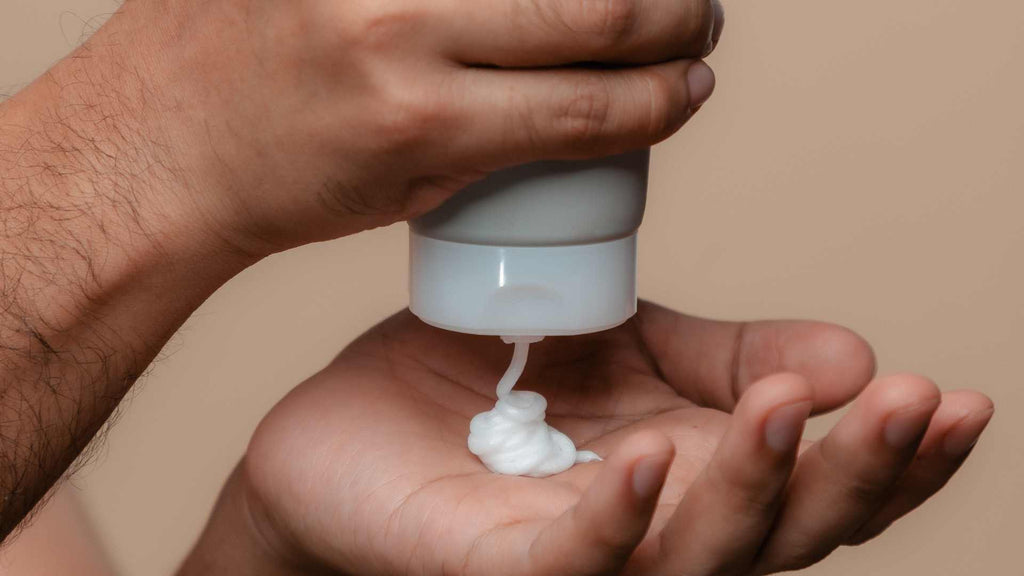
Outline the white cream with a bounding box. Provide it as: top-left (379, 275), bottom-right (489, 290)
top-left (468, 337), bottom-right (601, 477)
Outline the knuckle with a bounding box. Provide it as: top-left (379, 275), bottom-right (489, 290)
top-left (640, 71), bottom-right (687, 141)
top-left (345, 3), bottom-right (424, 51)
top-left (846, 525), bottom-right (886, 547)
top-left (587, 525), bottom-right (633, 554)
top-left (561, 75), bottom-right (614, 147)
top-left (838, 473), bottom-right (890, 505)
top-left (318, 178), bottom-right (391, 218)
top-left (376, 86), bottom-right (451, 150)
top-left (818, 439), bottom-right (895, 503)
top-left (680, 0), bottom-right (716, 51)
top-left (293, 2), bottom-right (347, 52)
top-left (561, 0), bottom-right (638, 41)
top-left (705, 456), bottom-right (779, 513)
top-left (778, 541), bottom-right (829, 571)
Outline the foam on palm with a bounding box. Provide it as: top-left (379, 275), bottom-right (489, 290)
top-left (468, 337), bottom-right (601, 477)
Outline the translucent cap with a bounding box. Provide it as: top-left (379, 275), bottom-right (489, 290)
top-left (409, 230), bottom-right (637, 336)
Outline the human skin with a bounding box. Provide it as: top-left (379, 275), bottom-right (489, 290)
top-left (0, 0), bottom-right (719, 537)
top-left (178, 304), bottom-right (994, 576)
top-left (0, 489), bottom-right (112, 576)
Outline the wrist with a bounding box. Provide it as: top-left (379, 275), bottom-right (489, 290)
top-left (82, 1), bottom-right (307, 260)
top-left (0, 41), bottom-right (255, 362)
top-left (3, 7), bottom-right (260, 276)
top-left (17, 3), bottom-right (278, 268)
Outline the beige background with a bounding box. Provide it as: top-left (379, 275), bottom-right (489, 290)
top-left (2, 0), bottom-right (1022, 574)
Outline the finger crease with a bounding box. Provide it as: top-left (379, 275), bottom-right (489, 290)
top-left (729, 321), bottom-right (750, 406)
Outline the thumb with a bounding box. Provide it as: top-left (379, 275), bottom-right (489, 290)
top-left (528, 430), bottom-right (675, 575)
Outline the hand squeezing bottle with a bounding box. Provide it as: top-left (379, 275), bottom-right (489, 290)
top-left (409, 150), bottom-right (649, 477)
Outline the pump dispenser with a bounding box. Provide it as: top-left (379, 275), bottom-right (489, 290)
top-left (409, 149), bottom-right (649, 336)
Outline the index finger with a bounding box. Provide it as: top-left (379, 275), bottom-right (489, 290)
top-left (441, 0), bottom-right (720, 67)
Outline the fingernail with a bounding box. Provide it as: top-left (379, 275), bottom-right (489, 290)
top-left (687, 61), bottom-right (716, 110)
top-left (712, 0), bottom-right (726, 40)
top-left (702, 33), bottom-right (715, 58)
top-left (764, 401), bottom-right (812, 453)
top-left (943, 409), bottom-right (994, 456)
top-left (884, 405), bottom-right (935, 449)
top-left (703, 0), bottom-right (725, 56)
top-left (632, 456), bottom-right (671, 501)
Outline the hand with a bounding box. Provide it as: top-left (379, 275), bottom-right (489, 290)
top-left (89, 0), bottom-right (723, 257)
top-left (183, 303), bottom-right (994, 575)
top-left (2, 0), bottom-right (725, 542)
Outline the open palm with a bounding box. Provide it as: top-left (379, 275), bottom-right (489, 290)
top-left (240, 302), bottom-right (993, 575)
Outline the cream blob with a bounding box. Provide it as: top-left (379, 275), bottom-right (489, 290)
top-left (468, 336), bottom-right (601, 477)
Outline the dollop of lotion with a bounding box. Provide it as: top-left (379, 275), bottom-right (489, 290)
top-left (468, 336), bottom-right (601, 477)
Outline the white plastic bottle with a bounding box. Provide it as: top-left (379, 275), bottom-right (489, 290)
top-left (410, 151), bottom-right (649, 477)
top-left (409, 149), bottom-right (649, 336)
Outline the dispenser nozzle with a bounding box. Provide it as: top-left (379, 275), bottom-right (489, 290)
top-left (496, 336), bottom-right (543, 398)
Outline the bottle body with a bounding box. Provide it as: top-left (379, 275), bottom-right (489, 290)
top-left (409, 149), bottom-right (649, 336)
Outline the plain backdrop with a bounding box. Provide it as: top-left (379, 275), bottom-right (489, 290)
top-left (2, 0), bottom-right (1022, 574)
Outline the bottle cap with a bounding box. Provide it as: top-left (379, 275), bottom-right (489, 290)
top-left (409, 230), bottom-right (637, 336)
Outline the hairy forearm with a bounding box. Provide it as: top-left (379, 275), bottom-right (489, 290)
top-left (0, 16), bottom-right (250, 539)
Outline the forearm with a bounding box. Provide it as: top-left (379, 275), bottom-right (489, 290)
top-left (0, 17), bottom-right (250, 538)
